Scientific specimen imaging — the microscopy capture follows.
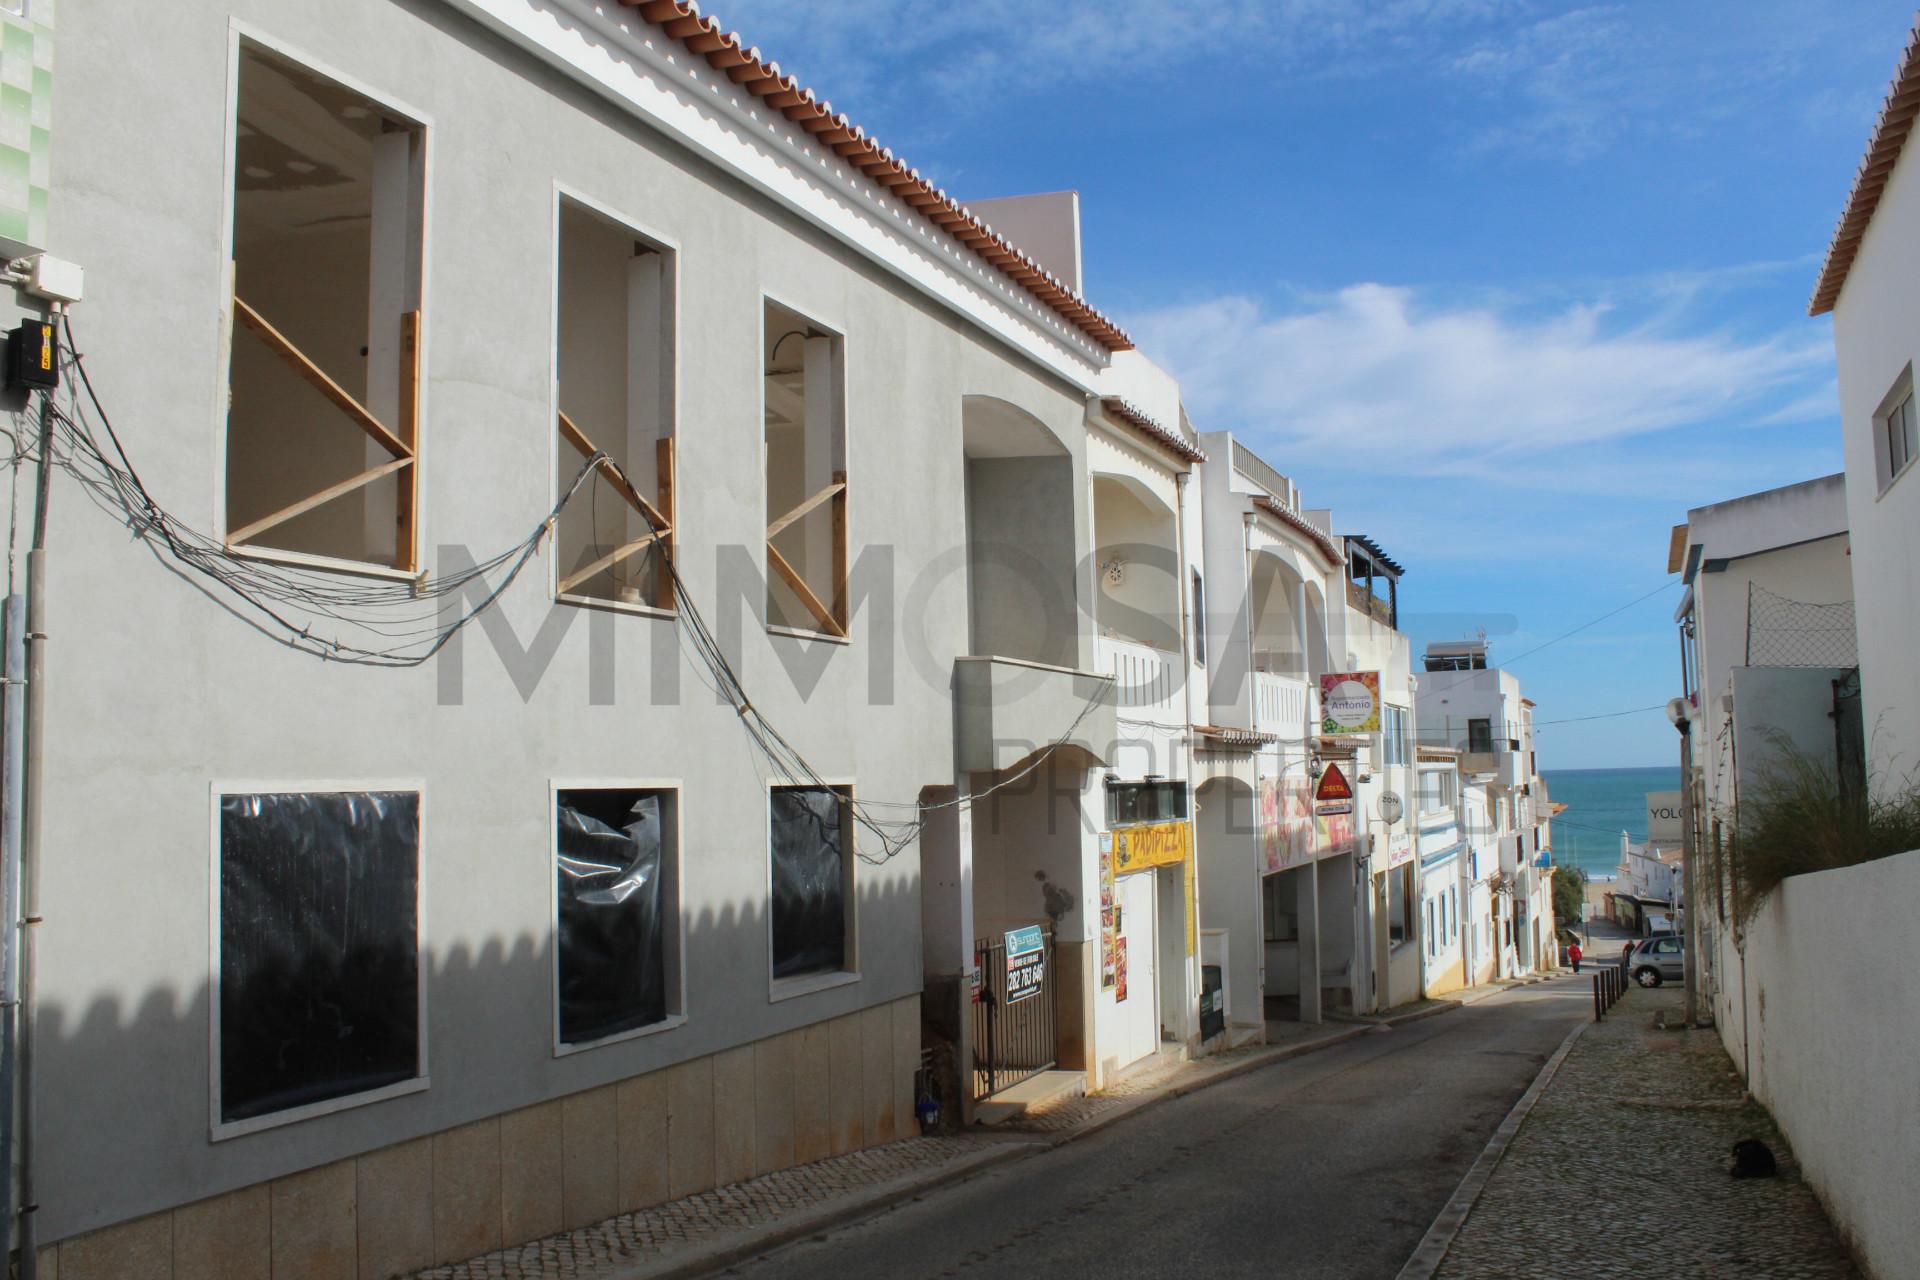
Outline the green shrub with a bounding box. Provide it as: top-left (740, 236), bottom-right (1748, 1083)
top-left (1733, 740), bottom-right (1920, 919)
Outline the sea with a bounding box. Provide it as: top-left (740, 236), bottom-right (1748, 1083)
top-left (1541, 766), bottom-right (1681, 880)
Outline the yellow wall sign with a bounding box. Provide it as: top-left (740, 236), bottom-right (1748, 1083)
top-left (1112, 821), bottom-right (1192, 874)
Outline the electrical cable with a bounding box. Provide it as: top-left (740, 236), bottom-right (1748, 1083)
top-left (1531, 704), bottom-right (1669, 727)
top-left (44, 315), bottom-right (1116, 866)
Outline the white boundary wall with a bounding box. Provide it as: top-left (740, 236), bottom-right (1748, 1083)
top-left (1734, 848), bottom-right (1920, 1279)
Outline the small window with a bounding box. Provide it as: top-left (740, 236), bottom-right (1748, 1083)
top-left (770, 786), bottom-right (854, 980)
top-left (1881, 387), bottom-right (1917, 491)
top-left (764, 302), bottom-right (848, 637)
top-left (554, 199), bottom-right (676, 609)
top-left (1106, 780), bottom-right (1189, 827)
top-left (1467, 719), bottom-right (1493, 753)
top-left (1191, 569), bottom-right (1206, 668)
top-left (556, 788), bottom-right (680, 1046)
top-left (225, 43), bottom-right (425, 570)
top-left (218, 790), bottom-right (421, 1125)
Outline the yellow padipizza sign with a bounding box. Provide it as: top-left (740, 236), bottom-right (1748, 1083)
top-left (1112, 820), bottom-right (1192, 874)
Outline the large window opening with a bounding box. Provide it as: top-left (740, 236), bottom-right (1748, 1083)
top-left (218, 790), bottom-right (421, 1125)
top-left (763, 301), bottom-right (847, 637)
top-left (225, 43), bottom-right (424, 570)
top-left (770, 786), bottom-right (854, 980)
top-left (554, 199), bottom-right (675, 609)
top-left (556, 788), bottom-right (680, 1046)
top-left (1106, 780), bottom-right (1189, 827)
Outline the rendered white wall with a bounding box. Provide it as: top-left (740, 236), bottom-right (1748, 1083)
top-left (1737, 850), bottom-right (1920, 1279)
top-left (1832, 136), bottom-right (1920, 790)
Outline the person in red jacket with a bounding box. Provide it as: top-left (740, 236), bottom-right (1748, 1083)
top-left (1568, 940), bottom-right (1584, 973)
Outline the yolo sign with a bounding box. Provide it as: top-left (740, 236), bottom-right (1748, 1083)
top-left (1320, 671), bottom-right (1382, 735)
top-left (1005, 925), bottom-right (1045, 1005)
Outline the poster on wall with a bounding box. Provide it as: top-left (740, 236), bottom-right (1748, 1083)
top-left (1115, 935), bottom-right (1129, 1002)
top-left (1260, 774), bottom-right (1359, 871)
top-left (1319, 671), bottom-right (1382, 735)
top-left (1098, 833), bottom-right (1117, 990)
top-left (1260, 776), bottom-right (1314, 874)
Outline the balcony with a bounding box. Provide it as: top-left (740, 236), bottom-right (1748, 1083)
top-left (1346, 580), bottom-right (1393, 626)
top-left (1254, 672), bottom-right (1311, 739)
top-left (954, 656), bottom-right (1117, 773)
top-left (1099, 635), bottom-right (1185, 728)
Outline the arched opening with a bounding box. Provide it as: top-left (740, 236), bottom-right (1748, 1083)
top-left (1091, 474), bottom-right (1180, 652)
top-left (962, 396), bottom-right (1076, 668)
top-left (1249, 551), bottom-right (1306, 678)
top-left (1195, 776), bottom-right (1260, 1044)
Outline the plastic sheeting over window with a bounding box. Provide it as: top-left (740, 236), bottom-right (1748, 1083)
top-left (770, 786), bottom-right (848, 979)
top-left (219, 791), bottom-right (420, 1123)
top-left (557, 790), bottom-right (670, 1045)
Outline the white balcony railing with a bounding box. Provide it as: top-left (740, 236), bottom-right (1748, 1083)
top-left (1254, 672), bottom-right (1310, 739)
top-left (1099, 635), bottom-right (1184, 726)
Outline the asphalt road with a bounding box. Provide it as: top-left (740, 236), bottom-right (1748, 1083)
top-left (727, 981), bottom-right (1591, 1280)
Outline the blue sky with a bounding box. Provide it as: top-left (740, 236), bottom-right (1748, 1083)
top-left (715, 0), bottom-right (1908, 767)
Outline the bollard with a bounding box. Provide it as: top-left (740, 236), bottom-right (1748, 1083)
top-left (1593, 973), bottom-right (1602, 1021)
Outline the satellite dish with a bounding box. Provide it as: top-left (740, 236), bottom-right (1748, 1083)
top-left (1378, 791), bottom-right (1404, 826)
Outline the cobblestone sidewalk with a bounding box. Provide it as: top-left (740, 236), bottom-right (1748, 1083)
top-left (1434, 985), bottom-right (1860, 1279)
top-left (409, 1136), bottom-right (998, 1280)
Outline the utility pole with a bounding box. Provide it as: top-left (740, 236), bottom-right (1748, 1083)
top-left (1670, 699), bottom-right (1699, 1028)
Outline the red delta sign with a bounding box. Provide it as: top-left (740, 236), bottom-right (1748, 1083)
top-left (1314, 763), bottom-right (1354, 814)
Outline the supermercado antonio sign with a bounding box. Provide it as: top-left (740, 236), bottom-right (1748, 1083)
top-left (1319, 671), bottom-right (1382, 734)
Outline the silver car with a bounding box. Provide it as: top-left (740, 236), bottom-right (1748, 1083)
top-left (1630, 935), bottom-right (1685, 987)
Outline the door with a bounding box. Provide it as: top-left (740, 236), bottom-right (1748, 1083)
top-left (1116, 871), bottom-right (1159, 1068)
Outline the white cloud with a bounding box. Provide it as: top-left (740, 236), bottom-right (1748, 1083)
top-left (1125, 283), bottom-right (1831, 473)
top-left (701, 0), bottom-right (1523, 119)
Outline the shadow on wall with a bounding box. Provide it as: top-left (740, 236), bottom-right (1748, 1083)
top-left (31, 876), bottom-right (926, 1279)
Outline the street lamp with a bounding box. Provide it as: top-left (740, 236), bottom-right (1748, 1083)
top-left (1666, 695), bottom-right (1699, 1027)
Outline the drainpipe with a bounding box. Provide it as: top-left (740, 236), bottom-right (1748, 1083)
top-left (0, 593), bottom-right (23, 1262)
top-left (15, 390), bottom-right (52, 1279)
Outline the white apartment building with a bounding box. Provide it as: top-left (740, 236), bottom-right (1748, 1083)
top-left (1811, 31), bottom-right (1920, 787)
top-left (1666, 473), bottom-right (1855, 1071)
top-left (0, 1), bottom-right (1204, 1273)
top-left (1188, 433), bottom-right (1424, 1029)
top-left (1414, 641), bottom-right (1556, 983)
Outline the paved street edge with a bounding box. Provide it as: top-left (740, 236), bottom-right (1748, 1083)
top-left (601, 1143), bottom-right (1035, 1280)
top-left (614, 1005), bottom-right (1471, 1280)
top-left (1393, 1000), bottom-right (1592, 1280)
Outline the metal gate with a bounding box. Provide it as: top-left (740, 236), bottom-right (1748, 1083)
top-left (971, 926), bottom-right (1057, 1099)
top-left (1834, 668), bottom-right (1865, 812)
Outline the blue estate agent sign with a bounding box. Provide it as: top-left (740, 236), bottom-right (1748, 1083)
top-left (1005, 926), bottom-right (1045, 1004)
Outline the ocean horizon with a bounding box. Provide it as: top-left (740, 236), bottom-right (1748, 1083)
top-left (1542, 765), bottom-right (1681, 879)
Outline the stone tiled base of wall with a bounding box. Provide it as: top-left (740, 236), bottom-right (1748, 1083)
top-left (34, 996), bottom-right (920, 1280)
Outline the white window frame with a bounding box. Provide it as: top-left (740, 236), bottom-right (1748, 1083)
top-left (215, 23), bottom-right (436, 583)
top-left (1874, 368), bottom-right (1918, 496)
top-left (208, 779), bottom-right (430, 1141)
top-left (549, 183), bottom-right (683, 620)
top-left (766, 779), bottom-right (862, 1001)
top-left (549, 778), bottom-right (689, 1057)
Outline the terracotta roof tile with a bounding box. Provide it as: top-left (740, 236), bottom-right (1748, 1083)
top-left (621, 1), bottom-right (1133, 351)
top-left (1098, 397), bottom-right (1207, 464)
top-left (1810, 18), bottom-right (1920, 316)
top-left (1251, 494), bottom-right (1342, 569)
